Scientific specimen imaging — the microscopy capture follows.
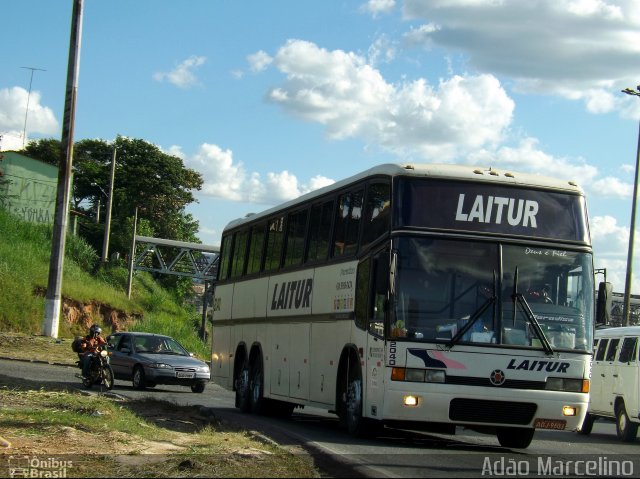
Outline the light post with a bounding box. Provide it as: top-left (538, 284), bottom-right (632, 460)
top-left (622, 86), bottom-right (640, 326)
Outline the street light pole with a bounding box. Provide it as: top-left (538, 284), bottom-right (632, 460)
top-left (622, 86), bottom-right (640, 326)
top-left (101, 148), bottom-right (116, 262)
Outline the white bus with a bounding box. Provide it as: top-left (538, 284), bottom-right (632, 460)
top-left (211, 163), bottom-right (595, 448)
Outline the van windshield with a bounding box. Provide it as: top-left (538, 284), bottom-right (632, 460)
top-left (389, 237), bottom-right (594, 352)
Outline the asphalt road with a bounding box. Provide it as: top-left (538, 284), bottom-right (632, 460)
top-left (2, 358), bottom-right (640, 478)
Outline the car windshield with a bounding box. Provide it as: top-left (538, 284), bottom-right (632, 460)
top-left (134, 335), bottom-right (189, 355)
top-left (389, 237), bottom-right (593, 352)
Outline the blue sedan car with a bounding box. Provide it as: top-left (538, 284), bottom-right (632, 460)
top-left (107, 332), bottom-right (210, 393)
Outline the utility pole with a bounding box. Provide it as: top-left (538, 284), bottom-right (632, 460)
top-left (127, 207), bottom-right (138, 299)
top-left (622, 86), bottom-right (640, 326)
top-left (43, 0), bottom-right (84, 338)
top-left (20, 66), bottom-right (46, 148)
top-left (101, 148), bottom-right (116, 262)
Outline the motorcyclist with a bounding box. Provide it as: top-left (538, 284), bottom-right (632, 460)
top-left (80, 325), bottom-right (107, 379)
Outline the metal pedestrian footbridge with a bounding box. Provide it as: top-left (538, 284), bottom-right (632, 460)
top-left (132, 235), bottom-right (219, 281)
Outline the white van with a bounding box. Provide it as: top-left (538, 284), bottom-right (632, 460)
top-left (579, 326), bottom-right (640, 441)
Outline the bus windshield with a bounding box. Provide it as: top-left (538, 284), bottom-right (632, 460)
top-left (390, 237), bottom-right (593, 352)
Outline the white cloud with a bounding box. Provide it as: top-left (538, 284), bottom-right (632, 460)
top-left (247, 50), bottom-right (273, 72)
top-left (266, 39), bottom-right (513, 161)
top-left (181, 142), bottom-right (335, 204)
top-left (368, 35), bottom-right (397, 66)
top-left (401, 0), bottom-right (640, 114)
top-left (361, 0), bottom-right (396, 17)
top-left (153, 55), bottom-right (206, 88)
top-left (0, 87), bottom-right (58, 150)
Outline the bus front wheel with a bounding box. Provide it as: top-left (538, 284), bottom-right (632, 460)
top-left (496, 427), bottom-right (534, 448)
top-left (578, 413), bottom-right (595, 435)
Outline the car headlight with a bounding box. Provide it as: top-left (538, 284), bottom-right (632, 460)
top-left (150, 363), bottom-right (172, 369)
top-left (198, 366), bottom-right (210, 373)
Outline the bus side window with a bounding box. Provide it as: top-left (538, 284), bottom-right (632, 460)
top-left (333, 189), bottom-right (364, 257)
top-left (218, 234), bottom-right (233, 281)
top-left (595, 338), bottom-right (608, 361)
top-left (360, 181), bottom-right (391, 252)
top-left (619, 337), bottom-right (638, 363)
top-left (246, 223), bottom-right (266, 275)
top-left (307, 200), bottom-right (334, 263)
top-left (284, 209), bottom-right (309, 268)
top-left (605, 338), bottom-right (620, 362)
top-left (264, 216), bottom-right (285, 272)
top-left (230, 229), bottom-right (249, 278)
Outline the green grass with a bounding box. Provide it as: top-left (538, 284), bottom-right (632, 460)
top-left (0, 208), bottom-right (210, 359)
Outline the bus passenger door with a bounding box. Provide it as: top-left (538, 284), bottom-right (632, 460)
top-left (289, 323), bottom-right (310, 400)
top-left (362, 251), bottom-right (388, 419)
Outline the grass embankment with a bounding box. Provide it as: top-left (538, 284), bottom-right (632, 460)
top-left (0, 387), bottom-right (317, 478)
top-left (0, 208), bottom-right (208, 358)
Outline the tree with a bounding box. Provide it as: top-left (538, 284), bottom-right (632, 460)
top-left (21, 136), bottom-right (204, 258)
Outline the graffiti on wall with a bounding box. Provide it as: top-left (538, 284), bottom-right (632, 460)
top-left (0, 174), bottom-right (57, 225)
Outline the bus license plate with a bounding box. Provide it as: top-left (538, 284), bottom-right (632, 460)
top-left (176, 372), bottom-right (195, 379)
top-left (534, 418), bottom-right (566, 430)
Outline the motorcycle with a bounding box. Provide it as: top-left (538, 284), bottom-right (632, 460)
top-left (75, 346), bottom-right (115, 390)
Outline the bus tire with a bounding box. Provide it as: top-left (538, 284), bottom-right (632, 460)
top-left (236, 362), bottom-right (251, 413)
top-left (578, 412), bottom-right (595, 435)
top-left (496, 427), bottom-right (534, 448)
top-left (339, 360), bottom-right (381, 437)
top-left (249, 353), bottom-right (267, 415)
top-left (615, 402), bottom-right (638, 442)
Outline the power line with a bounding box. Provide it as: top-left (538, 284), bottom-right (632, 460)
top-left (20, 66), bottom-right (46, 149)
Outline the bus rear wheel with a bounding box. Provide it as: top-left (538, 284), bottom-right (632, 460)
top-left (236, 363), bottom-right (251, 413)
top-left (496, 427), bottom-right (534, 448)
top-left (249, 354), bottom-right (267, 414)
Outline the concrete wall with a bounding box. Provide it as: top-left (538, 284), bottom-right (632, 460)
top-left (0, 151), bottom-right (58, 225)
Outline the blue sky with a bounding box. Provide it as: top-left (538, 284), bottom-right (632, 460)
top-left (2, 0), bottom-right (640, 293)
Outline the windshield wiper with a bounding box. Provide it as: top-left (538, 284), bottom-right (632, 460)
top-left (511, 267), bottom-right (554, 356)
top-left (447, 271), bottom-right (497, 349)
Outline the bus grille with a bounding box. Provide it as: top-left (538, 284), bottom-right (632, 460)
top-left (449, 398), bottom-right (537, 425)
top-left (446, 376), bottom-right (546, 390)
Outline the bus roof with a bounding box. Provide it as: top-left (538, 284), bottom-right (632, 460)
top-left (223, 163), bottom-right (585, 232)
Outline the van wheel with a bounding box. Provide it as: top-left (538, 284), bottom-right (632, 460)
top-left (496, 427), bottom-right (534, 448)
top-left (615, 402), bottom-right (638, 442)
top-left (578, 413), bottom-right (595, 435)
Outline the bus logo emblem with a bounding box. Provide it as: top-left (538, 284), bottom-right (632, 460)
top-left (490, 369), bottom-right (506, 386)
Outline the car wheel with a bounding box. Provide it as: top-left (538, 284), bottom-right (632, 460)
top-left (191, 383), bottom-right (205, 393)
top-left (616, 402), bottom-right (638, 442)
top-left (132, 366), bottom-right (147, 390)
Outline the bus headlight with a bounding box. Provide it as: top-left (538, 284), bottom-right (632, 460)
top-left (562, 406), bottom-right (577, 416)
top-left (546, 377), bottom-right (586, 392)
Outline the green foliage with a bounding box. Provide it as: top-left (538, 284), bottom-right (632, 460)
top-left (0, 208), bottom-right (209, 359)
top-left (22, 136), bottom-right (204, 260)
